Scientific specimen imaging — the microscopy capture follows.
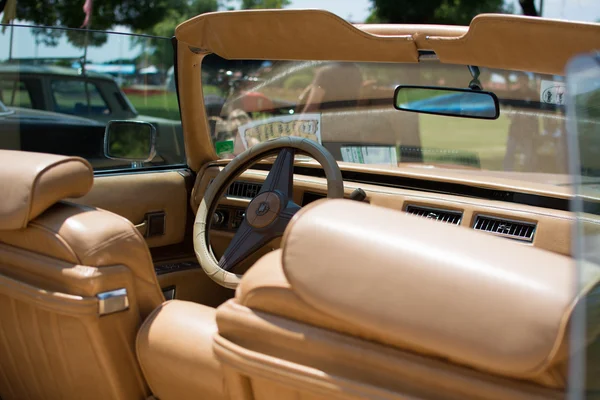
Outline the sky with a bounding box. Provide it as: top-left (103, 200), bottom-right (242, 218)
top-left (1, 0), bottom-right (599, 63)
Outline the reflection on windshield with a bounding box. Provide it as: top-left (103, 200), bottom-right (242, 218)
top-left (202, 54), bottom-right (572, 179)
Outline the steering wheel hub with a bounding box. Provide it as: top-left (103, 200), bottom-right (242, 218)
top-left (246, 192), bottom-right (281, 228)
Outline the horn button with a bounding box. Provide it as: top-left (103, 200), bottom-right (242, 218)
top-left (245, 192), bottom-right (282, 228)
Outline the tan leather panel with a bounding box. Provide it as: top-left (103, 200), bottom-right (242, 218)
top-left (236, 251), bottom-right (573, 389)
top-left (157, 266), bottom-right (233, 307)
top-left (176, 10), bottom-right (417, 63)
top-left (0, 262), bottom-right (149, 400)
top-left (0, 202), bottom-right (164, 318)
top-left (358, 23), bottom-right (467, 37)
top-left (193, 164), bottom-right (580, 256)
top-left (215, 301), bottom-right (563, 400)
top-left (177, 46), bottom-right (215, 170)
top-left (427, 14), bottom-right (600, 76)
top-left (71, 171), bottom-right (188, 248)
top-left (279, 199), bottom-right (592, 380)
top-left (0, 150), bottom-right (93, 230)
top-left (136, 300), bottom-right (229, 400)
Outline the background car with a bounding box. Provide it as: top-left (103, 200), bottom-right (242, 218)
top-left (0, 63), bottom-right (185, 165)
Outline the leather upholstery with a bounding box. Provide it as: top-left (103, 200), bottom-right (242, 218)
top-left (0, 203), bottom-right (165, 318)
top-left (0, 151), bottom-right (163, 399)
top-left (137, 300), bottom-right (229, 400)
top-left (176, 10), bottom-right (417, 64)
top-left (0, 150), bottom-right (93, 230)
top-left (214, 199), bottom-right (600, 399)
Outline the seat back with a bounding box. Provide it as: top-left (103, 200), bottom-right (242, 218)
top-left (0, 150), bottom-right (164, 400)
top-left (215, 199), bottom-right (600, 400)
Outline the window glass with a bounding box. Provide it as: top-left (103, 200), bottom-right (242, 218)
top-left (0, 26), bottom-right (185, 172)
top-left (0, 79), bottom-right (33, 108)
top-left (202, 55), bottom-right (568, 178)
top-left (51, 80), bottom-right (110, 116)
top-left (565, 52), bottom-right (600, 397)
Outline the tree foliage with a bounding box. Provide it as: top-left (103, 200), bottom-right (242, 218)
top-left (240, 0), bottom-right (290, 9)
top-left (367, 0), bottom-right (509, 25)
top-left (135, 0), bottom-right (219, 68)
top-left (15, 0), bottom-right (184, 48)
top-left (15, 0), bottom-right (181, 30)
top-left (137, 0), bottom-right (289, 68)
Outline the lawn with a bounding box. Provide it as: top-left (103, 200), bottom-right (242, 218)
top-left (419, 113), bottom-right (510, 170)
top-left (126, 85), bottom-right (221, 121)
top-left (127, 92), bottom-right (181, 121)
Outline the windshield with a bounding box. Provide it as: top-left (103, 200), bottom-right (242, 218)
top-left (202, 54), bottom-right (569, 180)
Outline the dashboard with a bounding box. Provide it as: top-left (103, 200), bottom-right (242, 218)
top-left (192, 162), bottom-right (597, 259)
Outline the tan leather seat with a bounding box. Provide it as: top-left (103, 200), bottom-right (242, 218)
top-left (0, 150), bottom-right (164, 400)
top-left (211, 199), bottom-right (600, 400)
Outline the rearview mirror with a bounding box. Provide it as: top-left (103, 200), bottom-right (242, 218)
top-left (393, 86), bottom-right (500, 120)
top-left (104, 120), bottom-right (156, 162)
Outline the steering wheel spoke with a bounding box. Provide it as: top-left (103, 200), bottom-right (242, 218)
top-left (218, 219), bottom-right (270, 272)
top-left (271, 202), bottom-right (301, 235)
top-left (259, 147), bottom-right (295, 200)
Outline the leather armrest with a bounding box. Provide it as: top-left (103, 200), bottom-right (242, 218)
top-left (136, 300), bottom-right (228, 400)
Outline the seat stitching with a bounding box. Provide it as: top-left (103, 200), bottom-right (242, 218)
top-left (31, 307), bottom-right (61, 395)
top-left (24, 158), bottom-right (92, 229)
top-left (80, 230), bottom-right (134, 260)
top-left (28, 221), bottom-right (81, 264)
top-left (0, 294), bottom-right (22, 398)
top-left (50, 312), bottom-right (75, 395)
top-left (10, 296), bottom-right (43, 399)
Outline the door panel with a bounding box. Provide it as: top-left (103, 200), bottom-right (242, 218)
top-left (70, 170), bottom-right (188, 249)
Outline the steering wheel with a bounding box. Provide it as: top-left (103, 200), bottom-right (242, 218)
top-left (194, 136), bottom-right (344, 289)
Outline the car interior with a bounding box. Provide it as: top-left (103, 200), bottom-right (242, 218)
top-left (0, 9), bottom-right (600, 400)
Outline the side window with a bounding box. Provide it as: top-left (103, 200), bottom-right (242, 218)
top-left (0, 79), bottom-right (33, 108)
top-left (51, 80), bottom-right (111, 116)
top-left (0, 26), bottom-right (185, 173)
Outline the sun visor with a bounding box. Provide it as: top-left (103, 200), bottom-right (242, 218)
top-left (175, 9), bottom-right (418, 63)
top-left (427, 14), bottom-right (600, 76)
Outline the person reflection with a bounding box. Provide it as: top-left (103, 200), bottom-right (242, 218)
top-left (297, 62), bottom-right (364, 114)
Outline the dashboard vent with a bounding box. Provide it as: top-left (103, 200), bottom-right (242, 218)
top-left (405, 205), bottom-right (462, 225)
top-left (226, 181), bottom-right (261, 199)
top-left (473, 215), bottom-right (536, 242)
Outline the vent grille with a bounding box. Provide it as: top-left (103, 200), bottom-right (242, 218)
top-left (405, 205), bottom-right (462, 225)
top-left (473, 215), bottom-right (536, 242)
top-left (226, 181), bottom-right (261, 199)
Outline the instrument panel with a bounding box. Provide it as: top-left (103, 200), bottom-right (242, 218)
top-left (194, 164), bottom-right (589, 258)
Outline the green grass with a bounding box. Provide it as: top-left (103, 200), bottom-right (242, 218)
top-left (126, 85), bottom-right (221, 121)
top-left (127, 92), bottom-right (181, 120)
top-left (419, 113), bottom-right (510, 170)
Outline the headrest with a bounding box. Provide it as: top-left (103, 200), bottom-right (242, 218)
top-left (0, 150), bottom-right (93, 230)
top-left (280, 199), bottom-right (600, 380)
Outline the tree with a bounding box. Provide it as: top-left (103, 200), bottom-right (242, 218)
top-left (240, 0), bottom-right (290, 9)
top-left (518, 0), bottom-right (540, 16)
top-left (15, 0), bottom-right (184, 47)
top-left (135, 0), bottom-right (219, 69)
top-left (367, 0), bottom-right (508, 25)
